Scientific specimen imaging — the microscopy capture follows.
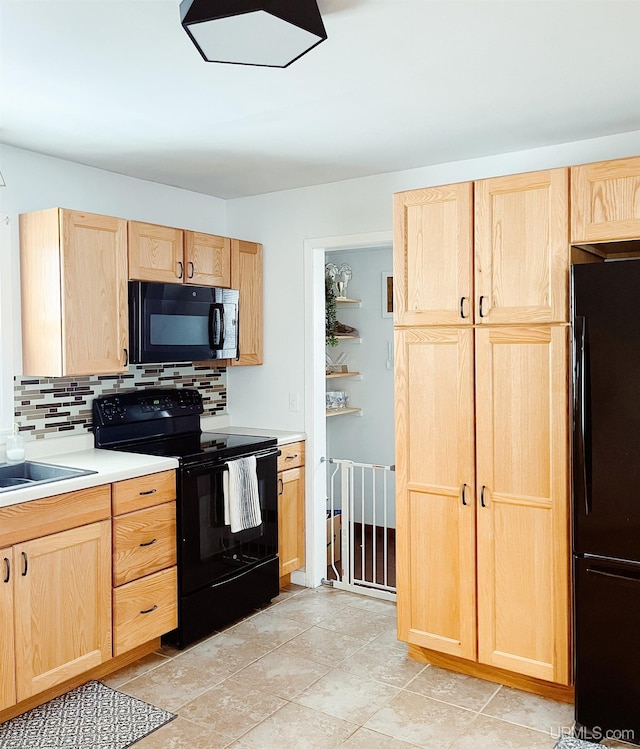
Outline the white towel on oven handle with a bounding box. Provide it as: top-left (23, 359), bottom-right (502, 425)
top-left (223, 455), bottom-right (262, 533)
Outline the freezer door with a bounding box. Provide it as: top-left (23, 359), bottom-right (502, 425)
top-left (572, 261), bottom-right (640, 561)
top-left (574, 556), bottom-right (640, 743)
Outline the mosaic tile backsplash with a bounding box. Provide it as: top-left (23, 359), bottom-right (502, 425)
top-left (14, 363), bottom-right (227, 440)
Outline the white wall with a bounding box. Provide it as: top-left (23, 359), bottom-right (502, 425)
top-left (224, 128), bottom-right (640, 586)
top-left (0, 144), bottom-right (227, 431)
top-left (326, 247), bottom-right (396, 528)
top-left (225, 130), bottom-right (640, 432)
top-left (326, 247), bottom-right (394, 466)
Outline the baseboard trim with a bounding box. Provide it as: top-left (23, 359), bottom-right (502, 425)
top-left (407, 644), bottom-right (575, 703)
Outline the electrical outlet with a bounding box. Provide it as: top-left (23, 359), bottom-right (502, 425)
top-left (288, 392), bottom-right (299, 412)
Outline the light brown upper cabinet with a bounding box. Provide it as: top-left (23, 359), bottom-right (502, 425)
top-left (571, 156), bottom-right (640, 244)
top-left (475, 169), bottom-right (569, 324)
top-left (129, 221), bottom-right (231, 287)
top-left (229, 239), bottom-right (263, 366)
top-left (395, 326), bottom-right (477, 661)
top-left (475, 325), bottom-right (570, 685)
top-left (394, 168), bottom-right (569, 327)
top-left (20, 209), bottom-right (128, 376)
top-left (393, 183), bottom-right (473, 326)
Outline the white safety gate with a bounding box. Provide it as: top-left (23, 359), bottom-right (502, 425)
top-left (323, 457), bottom-right (396, 600)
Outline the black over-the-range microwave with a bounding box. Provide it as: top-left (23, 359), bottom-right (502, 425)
top-left (128, 281), bottom-right (240, 364)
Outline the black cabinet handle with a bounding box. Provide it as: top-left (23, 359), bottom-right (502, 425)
top-left (480, 485), bottom-right (487, 508)
top-left (21, 552), bottom-right (28, 576)
top-left (140, 604), bottom-right (158, 615)
top-left (2, 557), bottom-right (9, 584)
top-left (139, 538), bottom-right (158, 548)
top-left (460, 297), bottom-right (468, 319)
top-left (479, 295), bottom-right (487, 318)
top-left (139, 488), bottom-right (157, 496)
top-left (461, 483), bottom-right (468, 506)
top-left (285, 454), bottom-right (298, 461)
top-left (187, 261), bottom-right (195, 279)
top-left (123, 348), bottom-right (129, 367)
top-left (278, 478), bottom-right (284, 496)
top-left (177, 261), bottom-right (184, 279)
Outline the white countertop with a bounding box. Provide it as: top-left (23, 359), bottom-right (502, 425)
top-left (0, 450), bottom-right (178, 509)
top-left (0, 419), bottom-right (304, 510)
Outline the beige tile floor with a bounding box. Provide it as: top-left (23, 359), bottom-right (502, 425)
top-left (102, 584), bottom-right (578, 749)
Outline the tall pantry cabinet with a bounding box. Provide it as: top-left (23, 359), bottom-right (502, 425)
top-left (394, 168), bottom-right (571, 688)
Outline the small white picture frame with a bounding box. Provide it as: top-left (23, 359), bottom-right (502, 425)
top-left (381, 272), bottom-right (393, 318)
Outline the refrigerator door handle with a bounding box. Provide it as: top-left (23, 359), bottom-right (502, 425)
top-left (574, 315), bottom-right (591, 515)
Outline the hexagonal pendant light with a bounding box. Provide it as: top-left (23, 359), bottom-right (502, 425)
top-left (180, 0), bottom-right (327, 68)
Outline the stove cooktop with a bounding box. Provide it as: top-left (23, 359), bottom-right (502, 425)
top-left (109, 431), bottom-right (278, 463)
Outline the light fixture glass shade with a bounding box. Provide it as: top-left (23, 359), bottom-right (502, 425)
top-left (180, 0), bottom-right (327, 67)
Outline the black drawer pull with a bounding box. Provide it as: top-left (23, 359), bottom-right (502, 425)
top-left (21, 552), bottom-right (28, 576)
top-left (139, 538), bottom-right (158, 548)
top-left (139, 489), bottom-right (157, 496)
top-left (285, 454), bottom-right (298, 461)
top-left (140, 604), bottom-right (158, 615)
top-left (3, 557), bottom-right (9, 584)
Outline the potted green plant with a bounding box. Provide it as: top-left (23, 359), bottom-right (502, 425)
top-left (325, 274), bottom-right (338, 346)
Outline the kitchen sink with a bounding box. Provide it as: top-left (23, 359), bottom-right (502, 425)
top-left (0, 461), bottom-right (97, 493)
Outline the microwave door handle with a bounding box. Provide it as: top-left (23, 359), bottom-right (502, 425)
top-left (208, 304), bottom-right (225, 351)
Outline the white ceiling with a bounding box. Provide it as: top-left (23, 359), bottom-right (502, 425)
top-left (1, 0), bottom-right (639, 199)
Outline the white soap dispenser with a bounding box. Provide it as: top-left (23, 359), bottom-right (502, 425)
top-left (5, 424), bottom-right (25, 464)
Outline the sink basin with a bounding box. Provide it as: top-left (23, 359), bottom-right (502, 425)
top-left (0, 461), bottom-right (97, 493)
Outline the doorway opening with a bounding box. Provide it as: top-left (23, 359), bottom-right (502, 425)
top-left (322, 244), bottom-right (396, 600)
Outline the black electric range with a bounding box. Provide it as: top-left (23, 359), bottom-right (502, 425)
top-left (93, 388), bottom-right (280, 647)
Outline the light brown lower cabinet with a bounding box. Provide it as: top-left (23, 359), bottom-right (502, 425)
top-left (111, 476), bottom-right (178, 656)
top-left (13, 521), bottom-right (112, 703)
top-left (277, 441), bottom-right (305, 580)
top-left (395, 325), bottom-right (570, 686)
top-left (0, 547), bottom-right (16, 711)
top-left (0, 471), bottom-right (178, 719)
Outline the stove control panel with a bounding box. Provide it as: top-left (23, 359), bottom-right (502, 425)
top-left (93, 388), bottom-right (204, 426)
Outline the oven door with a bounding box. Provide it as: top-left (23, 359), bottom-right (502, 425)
top-left (178, 448), bottom-right (278, 595)
top-left (129, 281), bottom-right (239, 363)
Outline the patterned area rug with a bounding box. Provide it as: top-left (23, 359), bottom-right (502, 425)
top-left (0, 680), bottom-right (176, 749)
top-left (555, 737), bottom-right (607, 749)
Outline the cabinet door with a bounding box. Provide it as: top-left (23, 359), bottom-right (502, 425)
top-left (395, 327), bottom-right (477, 659)
top-left (475, 169), bottom-right (569, 324)
top-left (571, 156), bottom-right (640, 243)
top-left (229, 239), bottom-right (263, 366)
top-left (128, 221), bottom-right (184, 283)
top-left (475, 326), bottom-right (569, 684)
top-left (393, 184), bottom-right (473, 326)
top-left (184, 231), bottom-right (231, 287)
top-left (13, 521), bottom-right (112, 702)
top-left (0, 549), bottom-right (15, 711)
top-left (61, 210), bottom-right (128, 374)
top-left (278, 467), bottom-right (305, 577)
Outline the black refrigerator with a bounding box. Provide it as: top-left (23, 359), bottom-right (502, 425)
top-left (572, 259), bottom-right (640, 745)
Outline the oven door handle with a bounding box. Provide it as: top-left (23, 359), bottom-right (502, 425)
top-left (184, 447), bottom-right (280, 475)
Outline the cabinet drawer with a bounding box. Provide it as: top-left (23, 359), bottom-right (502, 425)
top-left (112, 470), bottom-right (176, 515)
top-left (113, 566), bottom-right (177, 656)
top-left (277, 441), bottom-right (305, 472)
top-left (113, 502), bottom-right (177, 586)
